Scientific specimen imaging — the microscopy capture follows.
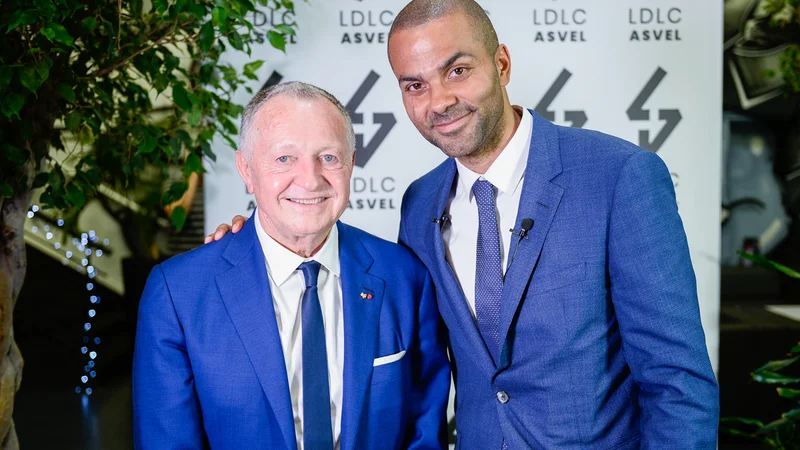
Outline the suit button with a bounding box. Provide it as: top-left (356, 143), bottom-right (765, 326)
top-left (496, 391), bottom-right (509, 404)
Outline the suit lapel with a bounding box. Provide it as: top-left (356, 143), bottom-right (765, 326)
top-left (419, 160), bottom-right (497, 377)
top-left (497, 112), bottom-right (565, 371)
top-left (215, 216), bottom-right (297, 450)
top-left (337, 222), bottom-right (385, 450)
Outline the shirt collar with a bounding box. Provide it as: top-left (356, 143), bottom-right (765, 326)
top-left (254, 211), bottom-right (341, 286)
top-left (455, 106), bottom-right (533, 199)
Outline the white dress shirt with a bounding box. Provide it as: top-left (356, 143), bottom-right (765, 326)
top-left (254, 213), bottom-right (344, 450)
top-left (442, 106), bottom-right (533, 319)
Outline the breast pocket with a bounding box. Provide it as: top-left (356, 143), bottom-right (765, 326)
top-left (528, 262), bottom-right (587, 295)
top-left (371, 350), bottom-right (409, 385)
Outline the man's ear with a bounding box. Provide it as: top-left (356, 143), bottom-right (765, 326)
top-left (236, 151), bottom-right (255, 194)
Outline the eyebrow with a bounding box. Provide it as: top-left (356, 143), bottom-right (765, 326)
top-left (398, 51), bottom-right (475, 84)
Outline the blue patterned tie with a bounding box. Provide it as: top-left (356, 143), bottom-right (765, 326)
top-left (473, 179), bottom-right (503, 364)
top-left (299, 261), bottom-right (333, 450)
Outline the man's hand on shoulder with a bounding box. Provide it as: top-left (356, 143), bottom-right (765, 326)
top-left (204, 215), bottom-right (248, 243)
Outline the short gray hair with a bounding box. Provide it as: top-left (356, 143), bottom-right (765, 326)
top-left (238, 81), bottom-right (356, 159)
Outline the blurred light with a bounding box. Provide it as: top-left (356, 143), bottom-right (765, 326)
top-left (72, 238), bottom-right (79, 245)
top-left (89, 351), bottom-right (97, 360)
top-left (94, 338), bottom-right (101, 345)
top-left (88, 361), bottom-right (95, 368)
top-left (46, 232), bottom-right (53, 240)
top-left (88, 309), bottom-right (96, 318)
top-left (81, 233), bottom-right (88, 240)
top-left (90, 371), bottom-right (96, 378)
top-left (54, 242), bottom-right (60, 249)
top-left (88, 272), bottom-right (96, 279)
top-left (43, 225), bottom-right (49, 231)
top-left (81, 259), bottom-right (88, 266)
top-left (95, 249), bottom-right (103, 257)
top-left (94, 297), bottom-right (101, 304)
top-left (83, 336), bottom-right (89, 343)
top-left (87, 266), bottom-right (94, 274)
top-left (80, 239), bottom-right (87, 247)
top-left (89, 230), bottom-right (96, 238)
top-left (65, 251), bottom-right (73, 258)
top-left (86, 283), bottom-right (93, 291)
top-left (58, 219), bottom-right (64, 226)
top-left (81, 347), bottom-right (88, 354)
top-left (103, 239), bottom-right (109, 245)
top-left (81, 376), bottom-right (88, 383)
top-left (90, 296), bottom-right (98, 304)
top-left (32, 205), bottom-right (39, 212)
top-left (75, 387), bottom-right (81, 394)
top-left (84, 365), bottom-right (90, 373)
top-left (31, 226), bottom-right (38, 233)
top-left (85, 249), bottom-right (92, 256)
top-left (85, 388), bottom-right (92, 396)
top-left (27, 212), bottom-right (34, 219)
top-left (84, 323), bottom-right (91, 331)
top-left (61, 259), bottom-right (68, 265)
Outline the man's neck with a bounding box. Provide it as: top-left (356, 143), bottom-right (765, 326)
top-left (457, 105), bottom-right (522, 175)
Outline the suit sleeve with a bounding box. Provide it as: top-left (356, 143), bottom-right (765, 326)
top-left (608, 151), bottom-right (719, 448)
top-left (404, 269), bottom-right (451, 450)
top-left (132, 265), bottom-right (207, 449)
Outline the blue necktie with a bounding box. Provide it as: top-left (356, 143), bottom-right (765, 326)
top-left (473, 179), bottom-right (503, 364)
top-left (299, 261), bottom-right (333, 450)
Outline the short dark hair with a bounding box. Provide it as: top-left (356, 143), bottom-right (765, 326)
top-left (388, 0), bottom-right (498, 56)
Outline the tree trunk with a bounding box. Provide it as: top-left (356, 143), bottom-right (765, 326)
top-left (0, 159), bottom-right (33, 450)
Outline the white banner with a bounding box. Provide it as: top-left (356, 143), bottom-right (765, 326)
top-left (204, 0), bottom-right (723, 435)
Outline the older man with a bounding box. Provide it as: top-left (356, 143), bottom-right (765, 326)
top-left (132, 82), bottom-right (450, 450)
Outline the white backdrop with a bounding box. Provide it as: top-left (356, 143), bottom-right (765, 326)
top-left (204, 0), bottom-right (723, 433)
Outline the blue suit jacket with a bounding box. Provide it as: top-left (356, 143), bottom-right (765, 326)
top-left (133, 218), bottom-right (450, 449)
top-left (398, 111), bottom-right (719, 449)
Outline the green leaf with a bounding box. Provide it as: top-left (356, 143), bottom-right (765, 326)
top-left (200, 140), bottom-right (216, 162)
top-left (41, 27), bottom-right (55, 41)
top-left (175, 129), bottom-right (192, 146)
top-left (198, 21), bottom-right (214, 53)
top-left (169, 136), bottom-right (182, 157)
top-left (227, 32), bottom-right (245, 51)
top-left (153, 0), bottom-right (169, 15)
top-left (19, 59), bottom-right (51, 95)
top-left (171, 206), bottom-right (187, 230)
top-left (756, 356), bottom-right (800, 373)
top-left (2, 145), bottom-right (28, 164)
top-left (77, 125), bottom-right (94, 145)
top-left (172, 83), bottom-right (192, 111)
top-left (48, 170), bottom-right (64, 191)
top-left (720, 417), bottom-right (765, 428)
top-left (778, 387), bottom-right (800, 400)
top-left (737, 251), bottom-right (800, 278)
top-left (784, 407), bottom-right (800, 420)
top-left (65, 111), bottom-right (81, 133)
top-left (243, 60), bottom-right (264, 80)
top-left (267, 30), bottom-right (286, 53)
top-left (752, 370), bottom-right (800, 385)
top-left (1, 93), bottom-right (24, 119)
top-left (0, 183), bottom-right (12, 198)
top-left (791, 344), bottom-right (800, 354)
top-left (274, 23), bottom-right (296, 35)
top-left (188, 108), bottom-right (202, 126)
top-left (153, 73), bottom-right (169, 93)
top-left (32, 172), bottom-right (49, 189)
top-left (162, 181), bottom-right (188, 205)
top-left (43, 22), bottom-right (74, 46)
top-left (138, 136), bottom-right (157, 154)
top-left (6, 10), bottom-right (38, 33)
top-left (183, 153), bottom-right (204, 176)
top-left (0, 66), bottom-right (11, 90)
top-left (56, 83), bottom-right (75, 101)
top-left (65, 184), bottom-right (86, 208)
top-left (81, 17), bottom-right (97, 32)
top-left (212, 7), bottom-right (228, 26)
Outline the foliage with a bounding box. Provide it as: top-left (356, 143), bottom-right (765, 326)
top-left (720, 251), bottom-right (800, 449)
top-left (0, 0), bottom-right (299, 230)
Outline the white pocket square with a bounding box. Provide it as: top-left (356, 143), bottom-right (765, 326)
top-left (373, 350), bottom-right (406, 367)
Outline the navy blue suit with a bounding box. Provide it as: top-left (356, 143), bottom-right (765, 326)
top-left (398, 111), bottom-right (719, 449)
top-left (133, 218), bottom-right (450, 449)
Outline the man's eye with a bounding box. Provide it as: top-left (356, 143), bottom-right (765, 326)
top-left (407, 83), bottom-right (422, 92)
top-left (277, 156), bottom-right (290, 163)
top-left (452, 67), bottom-right (466, 76)
top-left (322, 155), bottom-right (337, 163)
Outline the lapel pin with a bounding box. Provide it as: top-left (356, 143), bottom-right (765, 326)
top-left (360, 292), bottom-right (373, 300)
